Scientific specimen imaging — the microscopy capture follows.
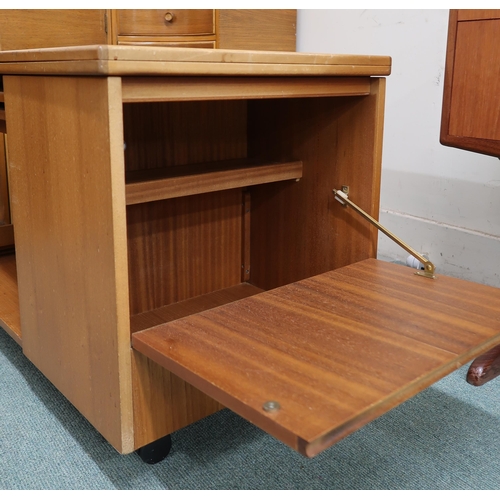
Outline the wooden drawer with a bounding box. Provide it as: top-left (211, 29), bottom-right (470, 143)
top-left (117, 38), bottom-right (215, 49)
top-left (117, 9), bottom-right (214, 36)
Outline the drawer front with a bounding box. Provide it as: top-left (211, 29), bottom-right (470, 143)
top-left (117, 37), bottom-right (215, 49)
top-left (117, 9), bottom-right (214, 36)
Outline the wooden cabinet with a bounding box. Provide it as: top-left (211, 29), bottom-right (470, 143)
top-left (3, 46), bottom-right (500, 462)
top-left (440, 9), bottom-right (500, 157)
top-left (440, 9), bottom-right (500, 386)
top-left (0, 9), bottom-right (296, 249)
top-left (0, 9), bottom-right (296, 51)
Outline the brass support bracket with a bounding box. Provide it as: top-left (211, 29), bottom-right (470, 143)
top-left (333, 186), bottom-right (436, 279)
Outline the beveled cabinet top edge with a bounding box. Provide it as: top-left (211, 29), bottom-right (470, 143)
top-left (0, 45), bottom-right (392, 77)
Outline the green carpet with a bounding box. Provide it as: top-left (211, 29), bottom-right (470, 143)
top-left (1, 326), bottom-right (500, 490)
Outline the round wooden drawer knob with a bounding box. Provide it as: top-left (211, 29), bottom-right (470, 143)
top-left (164, 12), bottom-right (174, 23)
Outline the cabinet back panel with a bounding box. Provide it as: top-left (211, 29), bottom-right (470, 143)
top-left (127, 189), bottom-right (243, 315)
top-left (123, 100), bottom-right (247, 171)
top-left (248, 86), bottom-right (384, 290)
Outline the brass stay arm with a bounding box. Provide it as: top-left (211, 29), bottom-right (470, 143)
top-left (333, 186), bottom-right (436, 279)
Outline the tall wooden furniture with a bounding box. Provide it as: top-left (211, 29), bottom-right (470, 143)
top-left (3, 46), bottom-right (500, 461)
top-left (440, 9), bottom-right (500, 157)
top-left (440, 9), bottom-right (500, 386)
top-left (0, 9), bottom-right (296, 253)
top-left (0, 9), bottom-right (296, 52)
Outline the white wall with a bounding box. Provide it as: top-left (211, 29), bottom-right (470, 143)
top-left (297, 9), bottom-right (500, 287)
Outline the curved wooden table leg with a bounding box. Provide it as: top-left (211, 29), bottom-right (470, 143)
top-left (467, 344), bottom-right (500, 386)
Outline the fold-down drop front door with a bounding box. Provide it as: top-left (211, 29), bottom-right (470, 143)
top-left (132, 258), bottom-right (500, 457)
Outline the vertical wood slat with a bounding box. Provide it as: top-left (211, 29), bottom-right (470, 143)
top-left (241, 190), bottom-right (251, 282)
top-left (3, 75), bottom-right (134, 453)
top-left (0, 134), bottom-right (10, 225)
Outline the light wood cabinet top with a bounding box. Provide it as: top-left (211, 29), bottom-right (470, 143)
top-left (0, 45), bottom-right (392, 77)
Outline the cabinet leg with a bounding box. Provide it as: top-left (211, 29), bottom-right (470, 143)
top-left (467, 344), bottom-right (500, 386)
top-left (135, 434), bottom-right (172, 464)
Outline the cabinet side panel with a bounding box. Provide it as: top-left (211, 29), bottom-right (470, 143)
top-left (248, 85), bottom-right (385, 290)
top-left (4, 76), bottom-right (134, 453)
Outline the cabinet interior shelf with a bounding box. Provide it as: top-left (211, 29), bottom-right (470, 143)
top-left (125, 158), bottom-right (303, 205)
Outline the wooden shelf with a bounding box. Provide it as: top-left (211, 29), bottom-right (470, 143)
top-left (133, 259), bottom-right (500, 458)
top-left (0, 253), bottom-right (21, 345)
top-left (125, 159), bottom-right (303, 205)
top-left (131, 282), bottom-right (263, 333)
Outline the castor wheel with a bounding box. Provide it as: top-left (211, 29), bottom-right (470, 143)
top-left (135, 434), bottom-right (172, 464)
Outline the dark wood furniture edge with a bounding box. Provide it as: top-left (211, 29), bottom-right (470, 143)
top-left (439, 10), bottom-right (458, 152)
top-left (467, 344), bottom-right (500, 386)
top-left (439, 9), bottom-right (500, 158)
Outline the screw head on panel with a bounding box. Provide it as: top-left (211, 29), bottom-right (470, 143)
top-left (262, 401), bottom-right (281, 412)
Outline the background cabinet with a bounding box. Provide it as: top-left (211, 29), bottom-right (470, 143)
top-left (441, 9), bottom-right (500, 386)
top-left (0, 9), bottom-right (297, 51)
top-left (440, 9), bottom-right (500, 157)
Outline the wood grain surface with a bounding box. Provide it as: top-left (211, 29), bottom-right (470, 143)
top-left (0, 254), bottom-right (21, 344)
top-left (0, 45), bottom-right (392, 78)
top-left (3, 75), bottom-right (134, 453)
top-left (448, 19), bottom-right (500, 141)
top-left (121, 76), bottom-right (371, 103)
top-left (440, 10), bottom-right (500, 156)
top-left (247, 79), bottom-right (385, 290)
top-left (216, 10), bottom-right (296, 51)
top-left (133, 259), bottom-right (500, 457)
top-left (125, 160), bottom-right (302, 205)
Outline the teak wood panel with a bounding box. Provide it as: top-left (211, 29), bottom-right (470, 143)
top-left (247, 79), bottom-right (385, 290)
top-left (116, 9), bottom-right (215, 36)
top-left (131, 282), bottom-right (262, 448)
top-left (0, 45), bottom-right (392, 78)
top-left (3, 75), bottom-right (134, 453)
top-left (130, 282), bottom-right (263, 333)
top-left (124, 97), bottom-right (249, 447)
top-left (123, 100), bottom-right (247, 171)
top-left (132, 350), bottom-right (224, 449)
top-left (125, 160), bottom-right (303, 205)
top-left (457, 10), bottom-right (500, 21)
top-left (440, 10), bottom-right (500, 156)
top-left (0, 254), bottom-right (21, 344)
top-left (0, 10), bottom-right (109, 51)
top-left (117, 39), bottom-right (216, 49)
top-left (126, 190), bottom-right (244, 316)
top-left (121, 76), bottom-right (371, 103)
top-left (133, 258), bottom-right (500, 458)
top-left (0, 133), bottom-right (10, 225)
top-left (448, 19), bottom-right (500, 142)
top-left (216, 10), bottom-right (296, 51)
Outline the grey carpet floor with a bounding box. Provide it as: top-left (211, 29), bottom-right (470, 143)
top-left (1, 326), bottom-right (500, 490)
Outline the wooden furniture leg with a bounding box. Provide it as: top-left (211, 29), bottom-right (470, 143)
top-left (467, 344), bottom-right (500, 386)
